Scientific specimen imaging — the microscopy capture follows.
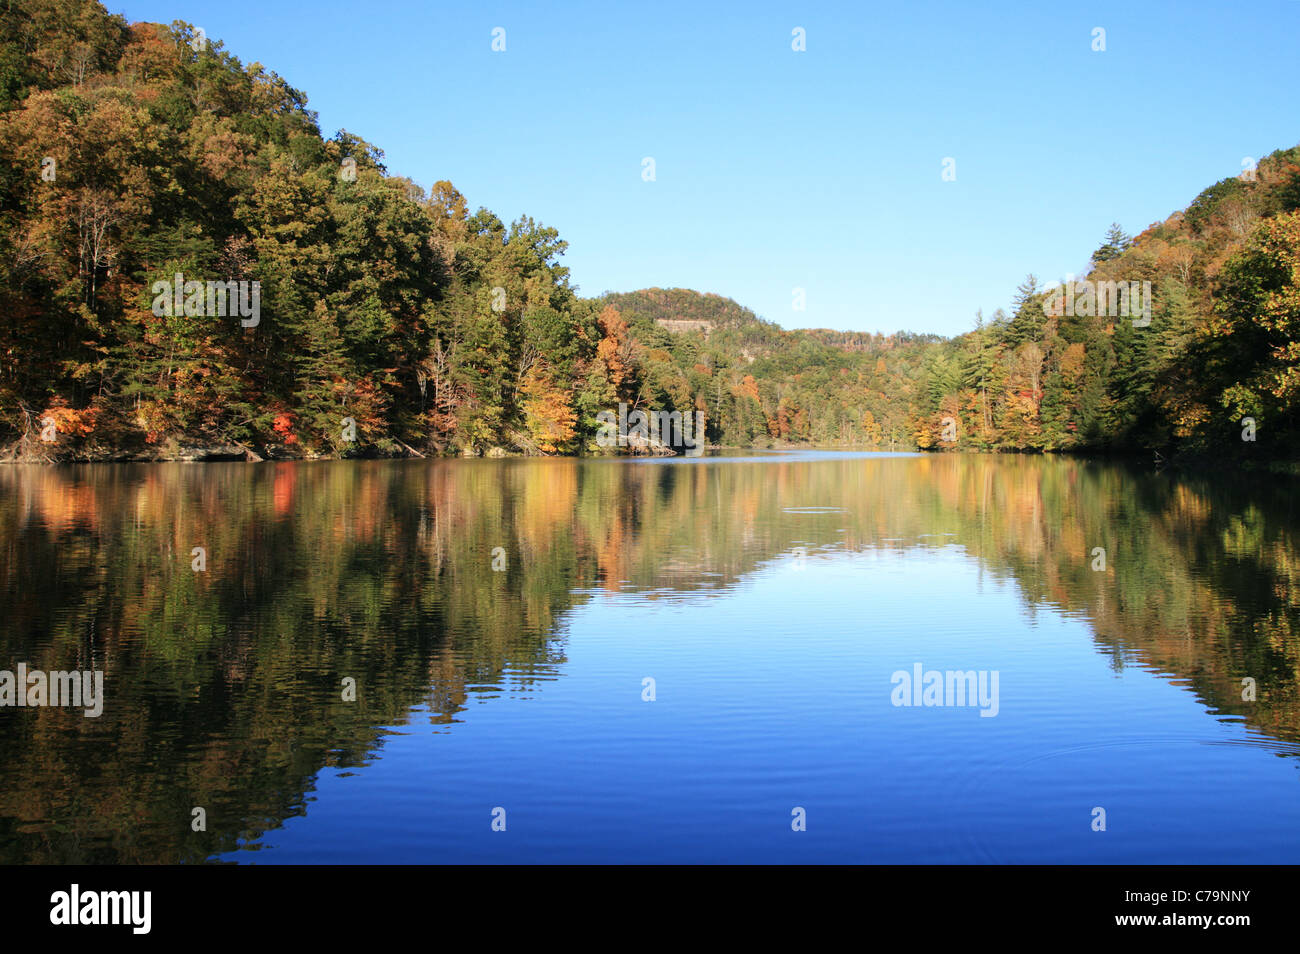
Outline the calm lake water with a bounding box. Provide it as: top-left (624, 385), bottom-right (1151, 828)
top-left (2, 451), bottom-right (1299, 863)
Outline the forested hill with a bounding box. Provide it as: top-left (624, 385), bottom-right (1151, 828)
top-left (912, 151), bottom-right (1300, 458)
top-left (2, 0), bottom-right (1299, 462)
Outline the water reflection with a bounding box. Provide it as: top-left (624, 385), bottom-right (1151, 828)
top-left (0, 453), bottom-right (1297, 862)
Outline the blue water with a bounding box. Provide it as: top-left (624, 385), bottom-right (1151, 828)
top-left (3, 452), bottom-right (1297, 863)
top-left (222, 536), bottom-right (1300, 863)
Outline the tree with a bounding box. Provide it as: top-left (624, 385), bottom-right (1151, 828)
top-left (1091, 223), bottom-right (1133, 265)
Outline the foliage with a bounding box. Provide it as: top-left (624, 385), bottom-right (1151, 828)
top-left (2, 0), bottom-right (1299, 463)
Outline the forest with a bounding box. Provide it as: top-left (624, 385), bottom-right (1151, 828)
top-left (2, 0), bottom-right (1299, 462)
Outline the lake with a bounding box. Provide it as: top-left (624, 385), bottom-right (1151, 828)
top-left (2, 451), bottom-right (1299, 863)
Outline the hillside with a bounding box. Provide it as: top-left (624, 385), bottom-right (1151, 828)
top-left (911, 148), bottom-right (1300, 457)
top-left (1, 0), bottom-right (1298, 462)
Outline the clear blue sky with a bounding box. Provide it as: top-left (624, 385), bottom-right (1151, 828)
top-left (113, 0), bottom-right (1300, 337)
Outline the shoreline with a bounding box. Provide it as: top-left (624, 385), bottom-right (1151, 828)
top-left (4, 441), bottom-right (1296, 475)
